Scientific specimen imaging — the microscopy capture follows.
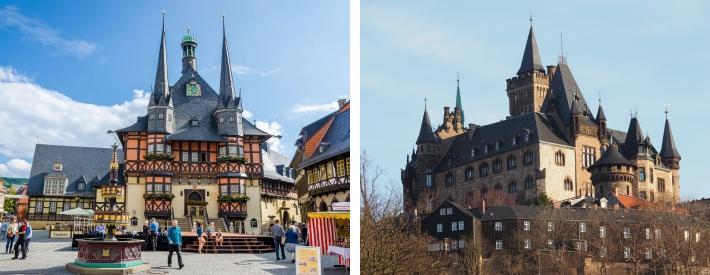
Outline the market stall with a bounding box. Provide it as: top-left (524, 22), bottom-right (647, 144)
top-left (307, 210), bottom-right (350, 268)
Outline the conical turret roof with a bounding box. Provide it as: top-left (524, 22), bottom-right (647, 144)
top-left (416, 110), bottom-right (437, 144)
top-left (660, 118), bottom-right (681, 159)
top-left (516, 26), bottom-right (545, 75)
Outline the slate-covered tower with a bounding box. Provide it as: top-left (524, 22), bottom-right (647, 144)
top-left (147, 15), bottom-right (175, 134)
top-left (215, 18), bottom-right (244, 137)
top-left (506, 24), bottom-right (550, 117)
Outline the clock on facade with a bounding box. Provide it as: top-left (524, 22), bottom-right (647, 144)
top-left (186, 81), bottom-right (201, 96)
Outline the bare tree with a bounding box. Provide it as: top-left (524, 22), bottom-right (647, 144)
top-left (360, 151), bottom-right (447, 274)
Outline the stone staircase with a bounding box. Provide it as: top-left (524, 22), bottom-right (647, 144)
top-left (175, 217), bottom-right (192, 232)
top-left (182, 235), bottom-right (275, 253)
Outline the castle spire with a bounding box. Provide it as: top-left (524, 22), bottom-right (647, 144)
top-left (218, 14), bottom-right (237, 109)
top-left (516, 24), bottom-right (545, 75)
top-left (455, 73), bottom-right (464, 124)
top-left (660, 109), bottom-right (681, 161)
top-left (150, 11), bottom-right (170, 107)
top-left (416, 105), bottom-right (437, 145)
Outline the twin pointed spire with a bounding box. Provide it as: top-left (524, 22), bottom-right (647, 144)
top-left (150, 11), bottom-right (170, 107)
top-left (516, 24), bottom-right (545, 75)
top-left (218, 14), bottom-right (240, 110)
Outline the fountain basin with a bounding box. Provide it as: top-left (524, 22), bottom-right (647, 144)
top-left (66, 238), bottom-right (150, 274)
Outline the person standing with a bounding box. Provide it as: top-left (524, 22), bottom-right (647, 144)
top-left (23, 223), bottom-right (32, 254)
top-left (196, 222), bottom-right (203, 238)
top-left (11, 219), bottom-right (27, 260)
top-left (270, 220), bottom-right (285, 261)
top-left (5, 218), bottom-right (17, 254)
top-left (284, 225), bottom-right (300, 263)
top-left (166, 219), bottom-right (184, 269)
top-left (1, 220), bottom-right (7, 241)
top-left (300, 223), bottom-right (308, 246)
top-left (149, 218), bottom-right (159, 251)
top-left (142, 221), bottom-right (150, 249)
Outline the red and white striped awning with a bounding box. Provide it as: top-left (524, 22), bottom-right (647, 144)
top-left (308, 217), bottom-right (336, 255)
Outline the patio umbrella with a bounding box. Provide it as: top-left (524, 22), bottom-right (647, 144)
top-left (58, 207), bottom-right (94, 216)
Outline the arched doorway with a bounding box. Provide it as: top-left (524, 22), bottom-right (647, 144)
top-left (282, 211), bottom-right (290, 225)
top-left (186, 191), bottom-right (205, 217)
top-left (319, 200), bottom-right (328, 212)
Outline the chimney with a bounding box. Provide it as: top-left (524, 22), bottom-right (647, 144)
top-left (481, 200), bottom-right (486, 214)
top-left (413, 208), bottom-right (418, 219)
top-left (337, 99), bottom-right (347, 108)
top-left (547, 65), bottom-right (557, 77)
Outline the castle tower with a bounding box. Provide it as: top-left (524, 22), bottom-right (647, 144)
top-left (181, 27), bottom-right (197, 73)
top-left (214, 16), bottom-right (245, 137)
top-left (596, 102), bottom-right (608, 146)
top-left (659, 112), bottom-right (681, 203)
top-left (416, 106), bottom-right (438, 157)
top-left (147, 13), bottom-right (175, 134)
top-left (506, 24), bottom-right (550, 117)
top-left (588, 145), bottom-right (637, 198)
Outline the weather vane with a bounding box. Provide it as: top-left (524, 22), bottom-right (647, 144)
top-left (664, 104), bottom-right (671, 118)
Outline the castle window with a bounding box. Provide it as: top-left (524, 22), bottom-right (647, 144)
top-left (149, 113), bottom-right (155, 120)
top-left (600, 226), bottom-right (606, 238)
top-left (464, 167), bottom-right (474, 181)
top-left (555, 151), bottom-right (565, 166)
top-left (495, 240), bottom-right (503, 250)
top-left (425, 169), bottom-right (433, 187)
top-left (507, 181), bottom-right (517, 193)
top-left (548, 222), bottom-right (554, 232)
top-left (524, 239), bottom-right (531, 249)
top-left (219, 117), bottom-right (225, 123)
top-left (494, 222), bottom-right (503, 231)
top-left (582, 146), bottom-right (596, 168)
top-left (579, 222), bottom-right (587, 233)
top-left (639, 167), bottom-right (646, 182)
top-left (479, 163), bottom-right (489, 177)
top-left (507, 155), bottom-right (517, 170)
top-left (564, 178), bottom-right (573, 191)
top-left (523, 221), bottom-right (530, 231)
top-left (492, 159), bottom-right (502, 173)
top-left (657, 179), bottom-right (666, 192)
top-left (525, 177), bottom-right (534, 190)
top-left (624, 247), bottom-right (631, 259)
top-left (623, 227), bottom-right (631, 239)
top-left (523, 151), bottom-right (534, 166)
top-left (229, 116), bottom-right (235, 123)
top-left (158, 113), bottom-right (164, 120)
top-left (436, 223), bottom-right (443, 233)
top-left (445, 174), bottom-right (454, 187)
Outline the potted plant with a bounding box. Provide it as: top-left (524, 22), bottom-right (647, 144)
top-left (218, 194), bottom-right (250, 203)
top-left (143, 193), bottom-right (175, 201)
top-left (186, 200), bottom-right (208, 206)
top-left (216, 155), bottom-right (248, 164)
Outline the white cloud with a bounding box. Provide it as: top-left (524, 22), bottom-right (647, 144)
top-left (292, 101), bottom-right (339, 113)
top-left (233, 65), bottom-right (278, 77)
top-left (0, 159), bottom-right (31, 178)
top-left (0, 66), bottom-right (149, 161)
top-left (255, 121), bottom-right (284, 153)
top-left (0, 5), bottom-right (98, 58)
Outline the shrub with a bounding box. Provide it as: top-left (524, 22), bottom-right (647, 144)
top-left (216, 156), bottom-right (248, 164)
top-left (144, 153), bottom-right (174, 161)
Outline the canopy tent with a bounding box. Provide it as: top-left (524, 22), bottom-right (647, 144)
top-left (58, 207), bottom-right (94, 217)
top-left (308, 211), bottom-right (350, 267)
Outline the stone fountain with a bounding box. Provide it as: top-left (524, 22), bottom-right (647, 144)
top-left (66, 144), bottom-right (150, 274)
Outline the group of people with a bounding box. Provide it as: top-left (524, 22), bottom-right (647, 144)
top-left (142, 218), bottom-right (161, 251)
top-left (195, 221), bottom-right (224, 253)
top-left (270, 220), bottom-right (306, 263)
top-left (1, 217), bottom-right (32, 260)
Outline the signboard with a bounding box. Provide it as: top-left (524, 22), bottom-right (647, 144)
top-left (296, 246), bottom-right (321, 275)
top-left (49, 230), bottom-right (72, 239)
top-left (331, 202), bottom-right (349, 212)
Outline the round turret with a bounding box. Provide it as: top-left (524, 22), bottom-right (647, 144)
top-left (588, 145), bottom-right (637, 198)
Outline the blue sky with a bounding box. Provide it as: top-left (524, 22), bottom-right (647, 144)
top-left (0, 1), bottom-right (348, 177)
top-left (362, 0), bottom-right (710, 199)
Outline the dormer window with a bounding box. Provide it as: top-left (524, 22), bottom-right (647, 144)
top-left (77, 182), bottom-right (85, 191)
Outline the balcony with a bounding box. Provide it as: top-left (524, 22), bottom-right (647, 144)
top-left (124, 160), bottom-right (263, 178)
top-left (260, 187), bottom-right (297, 200)
top-left (307, 176), bottom-right (349, 196)
top-left (218, 201), bottom-right (247, 218)
top-left (144, 198), bottom-right (172, 218)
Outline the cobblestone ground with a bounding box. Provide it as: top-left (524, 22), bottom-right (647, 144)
top-left (0, 231), bottom-right (349, 274)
